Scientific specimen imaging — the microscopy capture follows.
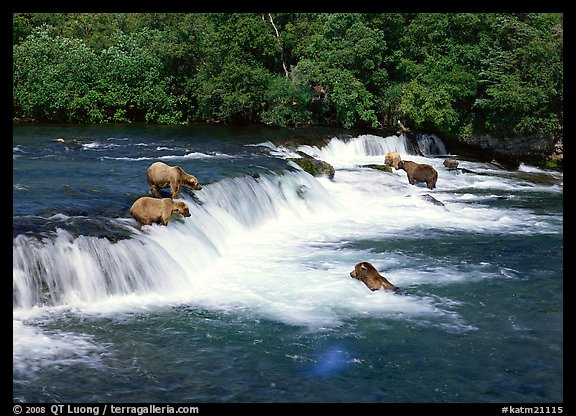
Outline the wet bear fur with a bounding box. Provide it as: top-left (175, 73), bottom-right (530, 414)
top-left (147, 161), bottom-right (202, 199)
top-left (397, 160), bottom-right (438, 190)
top-left (130, 196), bottom-right (191, 226)
top-left (350, 262), bottom-right (397, 291)
top-left (384, 151), bottom-right (402, 169)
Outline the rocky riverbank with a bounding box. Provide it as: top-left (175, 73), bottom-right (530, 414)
top-left (278, 122), bottom-right (564, 171)
top-left (439, 131), bottom-right (563, 171)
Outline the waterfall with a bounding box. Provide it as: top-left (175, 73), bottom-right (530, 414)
top-left (282, 133), bottom-right (447, 168)
top-left (12, 170), bottom-right (336, 312)
top-left (294, 134), bottom-right (414, 161)
top-left (415, 133), bottom-right (448, 156)
top-left (13, 132), bottom-right (452, 314)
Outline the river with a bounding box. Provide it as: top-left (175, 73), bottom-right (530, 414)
top-left (13, 123), bottom-right (563, 404)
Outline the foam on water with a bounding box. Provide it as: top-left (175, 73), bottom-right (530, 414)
top-left (13, 320), bottom-right (107, 375)
top-left (272, 133), bottom-right (415, 169)
top-left (160, 151), bottom-right (234, 161)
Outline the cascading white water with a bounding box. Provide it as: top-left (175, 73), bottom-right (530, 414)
top-left (302, 133), bottom-right (415, 158)
top-left (12, 169), bottom-right (337, 312)
top-left (13, 133), bottom-right (560, 329)
top-left (272, 133), bottom-right (448, 170)
top-left (415, 133), bottom-right (448, 156)
top-left (278, 134), bottom-right (416, 167)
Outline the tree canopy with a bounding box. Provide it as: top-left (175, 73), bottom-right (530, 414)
top-left (13, 12), bottom-right (563, 141)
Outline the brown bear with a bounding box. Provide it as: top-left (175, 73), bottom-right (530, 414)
top-left (384, 151), bottom-right (402, 169)
top-left (350, 262), bottom-right (397, 291)
top-left (147, 161), bottom-right (202, 199)
top-left (443, 159), bottom-right (459, 169)
top-left (397, 160), bottom-right (438, 190)
top-left (130, 196), bottom-right (191, 226)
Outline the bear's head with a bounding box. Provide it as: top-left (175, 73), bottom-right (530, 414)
top-left (350, 262), bottom-right (375, 281)
top-left (350, 261), bottom-right (397, 291)
top-left (174, 166), bottom-right (202, 190)
top-left (172, 201), bottom-right (191, 217)
top-left (185, 174), bottom-right (202, 190)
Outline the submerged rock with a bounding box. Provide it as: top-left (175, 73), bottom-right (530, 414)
top-left (406, 193), bottom-right (445, 206)
top-left (448, 167), bottom-right (477, 175)
top-left (288, 151), bottom-right (335, 179)
top-left (362, 164), bottom-right (394, 173)
top-left (420, 193), bottom-right (445, 206)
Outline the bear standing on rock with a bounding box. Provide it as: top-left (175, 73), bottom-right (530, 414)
top-left (397, 160), bottom-right (438, 190)
top-left (384, 151), bottom-right (402, 169)
top-left (130, 196), bottom-right (191, 226)
top-left (147, 161), bottom-right (202, 199)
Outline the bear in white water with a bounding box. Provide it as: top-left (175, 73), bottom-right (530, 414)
top-left (397, 160), bottom-right (438, 190)
top-left (350, 262), bottom-right (397, 291)
top-left (384, 151), bottom-right (402, 169)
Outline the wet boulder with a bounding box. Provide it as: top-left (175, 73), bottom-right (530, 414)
top-left (288, 151), bottom-right (335, 179)
top-left (362, 164), bottom-right (394, 173)
top-left (405, 193), bottom-right (445, 207)
top-left (419, 193), bottom-right (445, 206)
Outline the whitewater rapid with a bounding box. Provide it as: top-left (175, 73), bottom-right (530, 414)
top-left (13, 133), bottom-right (562, 335)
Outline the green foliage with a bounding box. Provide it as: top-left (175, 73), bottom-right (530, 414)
top-left (292, 14), bottom-right (386, 128)
top-left (396, 14), bottom-right (488, 138)
top-left (98, 30), bottom-right (181, 123)
top-left (399, 56), bottom-right (477, 136)
top-left (473, 13), bottom-right (563, 137)
top-left (261, 75), bottom-right (312, 127)
top-left (12, 12), bottom-right (562, 144)
top-left (13, 27), bottom-right (100, 122)
top-left (194, 62), bottom-right (270, 123)
top-left (13, 27), bottom-right (182, 124)
top-left (307, 14), bottom-right (388, 90)
top-left (13, 13), bottom-right (34, 44)
top-left (379, 81), bottom-right (403, 127)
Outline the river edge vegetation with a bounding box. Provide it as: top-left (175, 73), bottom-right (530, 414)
top-left (13, 13), bottom-right (563, 167)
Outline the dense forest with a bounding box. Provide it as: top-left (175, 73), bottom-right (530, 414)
top-left (13, 13), bottom-right (563, 143)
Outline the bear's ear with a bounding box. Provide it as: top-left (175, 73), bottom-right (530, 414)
top-left (360, 264), bottom-right (367, 270)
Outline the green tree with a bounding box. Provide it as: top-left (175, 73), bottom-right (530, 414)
top-left (97, 30), bottom-right (181, 123)
top-left (293, 13), bottom-right (387, 128)
top-left (396, 13), bottom-right (490, 137)
top-left (12, 12), bottom-right (563, 142)
top-left (13, 26), bottom-right (183, 124)
top-left (13, 26), bottom-right (100, 122)
top-left (190, 13), bottom-right (286, 124)
top-left (261, 75), bottom-right (312, 127)
top-left (473, 13), bottom-right (563, 137)
top-left (13, 13), bottom-right (34, 44)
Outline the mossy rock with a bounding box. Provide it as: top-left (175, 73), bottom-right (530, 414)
top-left (362, 164), bottom-right (393, 173)
top-left (288, 151), bottom-right (335, 179)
